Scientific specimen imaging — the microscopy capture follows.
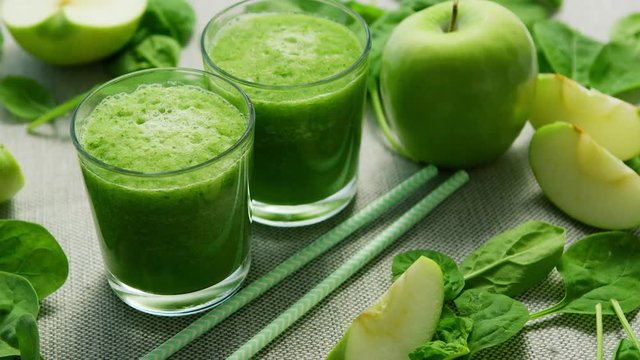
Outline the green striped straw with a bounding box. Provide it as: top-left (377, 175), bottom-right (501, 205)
top-left (142, 166), bottom-right (438, 360)
top-left (226, 170), bottom-right (469, 360)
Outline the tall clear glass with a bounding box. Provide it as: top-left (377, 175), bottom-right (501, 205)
top-left (71, 68), bottom-right (255, 316)
top-left (202, 0), bottom-right (371, 227)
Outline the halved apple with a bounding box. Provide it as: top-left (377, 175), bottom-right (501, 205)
top-left (0, 144), bottom-right (25, 203)
top-left (326, 256), bottom-right (444, 360)
top-left (530, 122), bottom-right (640, 230)
top-left (530, 74), bottom-right (640, 161)
top-left (2, 0), bottom-right (147, 65)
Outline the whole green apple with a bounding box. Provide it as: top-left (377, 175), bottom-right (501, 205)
top-left (2, 0), bottom-right (147, 66)
top-left (380, 0), bottom-right (537, 168)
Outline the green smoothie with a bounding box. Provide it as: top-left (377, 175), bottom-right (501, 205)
top-left (207, 12), bottom-right (368, 205)
top-left (77, 84), bottom-right (251, 295)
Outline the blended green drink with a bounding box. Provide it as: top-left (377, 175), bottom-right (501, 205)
top-left (72, 69), bottom-right (254, 316)
top-left (202, 0), bottom-right (371, 226)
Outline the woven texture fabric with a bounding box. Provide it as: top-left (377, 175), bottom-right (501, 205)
top-left (1, 1), bottom-right (639, 359)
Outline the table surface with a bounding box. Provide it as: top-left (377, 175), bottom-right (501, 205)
top-left (1, 1), bottom-right (640, 359)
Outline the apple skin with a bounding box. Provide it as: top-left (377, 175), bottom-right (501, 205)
top-left (381, 0), bottom-right (537, 168)
top-left (0, 145), bottom-right (25, 203)
top-left (4, 4), bottom-right (145, 66)
top-left (326, 257), bottom-right (444, 360)
top-left (530, 122), bottom-right (640, 230)
top-left (530, 74), bottom-right (640, 161)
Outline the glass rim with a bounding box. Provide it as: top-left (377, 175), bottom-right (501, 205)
top-left (70, 67), bottom-right (256, 178)
top-left (200, 0), bottom-right (372, 90)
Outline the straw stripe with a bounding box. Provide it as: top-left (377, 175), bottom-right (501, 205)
top-left (142, 166), bottom-right (439, 360)
top-left (226, 171), bottom-right (469, 360)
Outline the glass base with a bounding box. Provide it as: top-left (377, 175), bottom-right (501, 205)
top-left (251, 177), bottom-right (357, 227)
top-left (108, 257), bottom-right (250, 316)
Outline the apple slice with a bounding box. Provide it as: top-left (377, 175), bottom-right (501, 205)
top-left (2, 0), bottom-right (147, 65)
top-left (0, 144), bottom-right (25, 203)
top-left (530, 122), bottom-right (640, 230)
top-left (326, 256), bottom-right (444, 360)
top-left (530, 74), bottom-right (640, 161)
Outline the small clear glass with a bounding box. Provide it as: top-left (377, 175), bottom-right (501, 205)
top-left (201, 0), bottom-right (371, 227)
top-left (71, 68), bottom-right (255, 316)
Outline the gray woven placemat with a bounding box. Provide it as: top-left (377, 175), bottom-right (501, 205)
top-left (1, 1), bottom-right (639, 359)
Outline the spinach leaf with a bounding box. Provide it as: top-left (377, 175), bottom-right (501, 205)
top-left (532, 31), bottom-right (553, 73)
top-left (590, 13), bottom-right (640, 98)
top-left (626, 156), bottom-right (640, 175)
top-left (27, 90), bottom-right (92, 134)
top-left (367, 7), bottom-right (415, 87)
top-left (611, 13), bottom-right (640, 48)
top-left (15, 314), bottom-right (39, 360)
top-left (131, 0), bottom-right (196, 46)
top-left (108, 35), bottom-right (181, 77)
top-left (517, 4), bottom-right (559, 73)
top-left (589, 42), bottom-right (640, 97)
top-left (0, 220), bottom-right (69, 300)
top-left (454, 289), bottom-right (529, 354)
top-left (409, 307), bottom-right (473, 360)
top-left (493, 0), bottom-right (550, 29)
top-left (611, 298), bottom-right (640, 358)
top-left (0, 272), bottom-right (39, 358)
top-left (392, 250), bottom-right (464, 301)
top-left (533, 20), bottom-right (603, 86)
top-left (134, 35), bottom-right (181, 68)
top-left (341, 1), bottom-right (386, 25)
top-left (399, 0), bottom-right (447, 11)
top-left (531, 232), bottom-right (640, 319)
top-left (615, 339), bottom-right (640, 360)
top-left (0, 76), bottom-right (56, 121)
top-left (533, 0), bottom-right (563, 13)
top-left (460, 221), bottom-right (565, 297)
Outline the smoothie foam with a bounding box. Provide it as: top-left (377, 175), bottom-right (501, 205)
top-left (210, 13), bottom-right (361, 87)
top-left (79, 84), bottom-right (246, 173)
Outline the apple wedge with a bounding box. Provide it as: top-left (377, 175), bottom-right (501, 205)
top-left (530, 122), bottom-right (640, 230)
top-left (2, 0), bottom-right (147, 65)
top-left (530, 74), bottom-right (640, 161)
top-left (0, 144), bottom-right (25, 203)
top-left (326, 256), bottom-right (444, 360)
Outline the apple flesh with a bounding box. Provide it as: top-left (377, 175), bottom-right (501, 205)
top-left (381, 0), bottom-right (537, 168)
top-left (326, 256), bottom-right (444, 360)
top-left (530, 74), bottom-right (640, 161)
top-left (2, 0), bottom-right (147, 66)
top-left (530, 122), bottom-right (640, 230)
top-left (0, 145), bottom-right (25, 203)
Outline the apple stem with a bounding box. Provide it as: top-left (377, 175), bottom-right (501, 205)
top-left (448, 0), bottom-right (460, 33)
